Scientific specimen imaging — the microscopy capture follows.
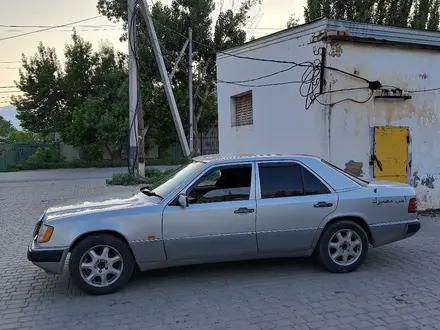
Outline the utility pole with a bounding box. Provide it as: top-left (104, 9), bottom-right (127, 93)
top-left (137, 71), bottom-right (145, 177)
top-left (188, 27), bottom-right (194, 156)
top-left (138, 0), bottom-right (190, 158)
top-left (127, 0), bottom-right (139, 174)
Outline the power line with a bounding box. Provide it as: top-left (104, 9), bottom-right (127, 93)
top-left (0, 23), bottom-right (118, 29)
top-left (0, 28), bottom-right (123, 33)
top-left (0, 16), bottom-right (102, 42)
top-left (0, 86), bottom-right (18, 89)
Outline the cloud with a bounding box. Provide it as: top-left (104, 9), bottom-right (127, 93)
top-left (0, 105), bottom-right (21, 129)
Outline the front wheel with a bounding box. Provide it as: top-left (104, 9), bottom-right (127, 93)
top-left (316, 221), bottom-right (369, 273)
top-left (69, 234), bottom-right (135, 295)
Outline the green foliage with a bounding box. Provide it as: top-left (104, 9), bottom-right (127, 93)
top-left (106, 169), bottom-right (174, 186)
top-left (27, 147), bottom-right (62, 165)
top-left (97, 0), bottom-right (259, 152)
top-left (0, 116), bottom-right (16, 137)
top-left (7, 130), bottom-right (38, 142)
top-left (302, 0), bottom-right (440, 31)
top-left (13, 0), bottom-right (258, 156)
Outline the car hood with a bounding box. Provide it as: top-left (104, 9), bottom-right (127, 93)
top-left (43, 192), bottom-right (159, 221)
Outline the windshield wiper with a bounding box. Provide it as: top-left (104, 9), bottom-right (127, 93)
top-left (139, 187), bottom-right (164, 199)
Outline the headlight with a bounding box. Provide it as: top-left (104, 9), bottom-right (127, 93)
top-left (37, 224), bottom-right (54, 243)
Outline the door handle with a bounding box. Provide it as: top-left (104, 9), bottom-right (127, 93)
top-left (234, 207), bottom-right (255, 214)
top-left (314, 202), bottom-right (333, 208)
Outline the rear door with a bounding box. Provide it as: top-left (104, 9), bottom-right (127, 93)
top-left (256, 161), bottom-right (338, 253)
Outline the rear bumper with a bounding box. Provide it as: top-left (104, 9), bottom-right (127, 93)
top-left (27, 239), bottom-right (69, 274)
top-left (369, 219), bottom-right (421, 247)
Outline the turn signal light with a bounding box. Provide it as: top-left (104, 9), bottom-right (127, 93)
top-left (37, 225), bottom-right (54, 243)
top-left (408, 198), bottom-right (417, 213)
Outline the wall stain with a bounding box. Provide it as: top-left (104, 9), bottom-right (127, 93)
top-left (421, 174), bottom-right (436, 189)
top-left (344, 160), bottom-right (364, 177)
top-left (372, 97), bottom-right (438, 126)
top-left (328, 43), bottom-right (343, 58)
top-left (411, 171), bottom-right (420, 188)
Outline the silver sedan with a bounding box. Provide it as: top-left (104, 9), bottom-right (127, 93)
top-left (28, 154), bottom-right (421, 295)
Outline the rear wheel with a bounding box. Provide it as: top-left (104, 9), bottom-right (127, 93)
top-left (316, 221), bottom-right (368, 273)
top-left (69, 234), bottom-right (135, 295)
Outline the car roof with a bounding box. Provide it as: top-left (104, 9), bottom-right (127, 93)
top-left (192, 153), bottom-right (322, 164)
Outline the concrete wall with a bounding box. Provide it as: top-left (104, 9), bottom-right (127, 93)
top-left (326, 41), bottom-right (440, 209)
top-left (216, 23), bottom-right (328, 157)
top-left (217, 34), bottom-right (440, 210)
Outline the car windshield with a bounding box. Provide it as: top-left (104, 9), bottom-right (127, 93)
top-left (321, 159), bottom-right (369, 186)
top-left (150, 161), bottom-right (206, 199)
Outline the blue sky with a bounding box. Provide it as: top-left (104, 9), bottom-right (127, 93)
top-left (0, 0), bottom-right (305, 128)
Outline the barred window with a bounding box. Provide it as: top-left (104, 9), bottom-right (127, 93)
top-left (233, 92), bottom-right (253, 126)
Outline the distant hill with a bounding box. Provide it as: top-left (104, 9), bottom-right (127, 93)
top-left (0, 105), bottom-right (21, 129)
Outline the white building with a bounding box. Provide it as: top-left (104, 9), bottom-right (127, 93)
top-left (216, 18), bottom-right (440, 210)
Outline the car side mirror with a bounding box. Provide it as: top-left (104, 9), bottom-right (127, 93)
top-left (178, 194), bottom-right (189, 208)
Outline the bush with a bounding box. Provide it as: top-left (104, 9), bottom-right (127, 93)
top-left (106, 169), bottom-right (175, 186)
top-left (0, 155), bottom-right (186, 173)
top-left (27, 147), bottom-right (62, 164)
top-left (106, 173), bottom-right (151, 186)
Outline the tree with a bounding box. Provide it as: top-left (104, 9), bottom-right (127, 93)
top-left (300, 0), bottom-right (440, 31)
top-left (0, 116), bottom-right (15, 137)
top-left (287, 14), bottom-right (300, 28)
top-left (12, 43), bottom-right (63, 135)
top-left (57, 35), bottom-right (129, 160)
top-left (97, 0), bottom-right (260, 154)
top-left (7, 130), bottom-right (38, 142)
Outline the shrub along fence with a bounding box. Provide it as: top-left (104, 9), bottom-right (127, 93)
top-left (0, 143), bottom-right (59, 170)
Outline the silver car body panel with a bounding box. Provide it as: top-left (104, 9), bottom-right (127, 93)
top-left (27, 154), bottom-right (420, 274)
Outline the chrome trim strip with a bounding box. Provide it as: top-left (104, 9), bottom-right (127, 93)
top-left (163, 231), bottom-right (255, 241)
top-left (258, 227), bottom-right (317, 234)
top-left (129, 238), bottom-right (162, 244)
top-left (369, 219), bottom-right (419, 227)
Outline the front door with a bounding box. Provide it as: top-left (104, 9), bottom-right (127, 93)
top-left (373, 126), bottom-right (409, 183)
top-left (162, 162), bottom-right (258, 260)
top-left (255, 161), bottom-right (338, 253)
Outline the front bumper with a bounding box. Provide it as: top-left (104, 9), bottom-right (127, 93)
top-left (27, 238), bottom-right (69, 274)
top-left (369, 219), bottom-right (421, 247)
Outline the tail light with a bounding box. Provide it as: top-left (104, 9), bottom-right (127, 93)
top-left (408, 198), bottom-right (417, 213)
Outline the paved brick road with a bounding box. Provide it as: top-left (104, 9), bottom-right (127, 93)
top-left (1, 170), bottom-right (440, 330)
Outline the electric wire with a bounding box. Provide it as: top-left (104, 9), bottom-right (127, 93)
top-left (0, 16), bottom-right (102, 42)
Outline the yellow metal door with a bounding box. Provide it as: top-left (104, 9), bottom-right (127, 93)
top-left (373, 126), bottom-right (408, 183)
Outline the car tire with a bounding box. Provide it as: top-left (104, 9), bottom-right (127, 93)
top-left (315, 221), bottom-right (369, 273)
top-left (69, 234), bottom-right (135, 295)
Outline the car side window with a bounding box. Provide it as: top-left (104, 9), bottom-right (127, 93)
top-left (259, 163), bottom-right (330, 199)
top-left (259, 164), bottom-right (303, 198)
top-left (187, 165), bottom-right (252, 204)
top-left (302, 167), bottom-right (331, 195)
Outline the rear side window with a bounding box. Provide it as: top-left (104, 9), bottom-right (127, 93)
top-left (259, 163), bottom-right (330, 199)
top-left (303, 167), bottom-right (331, 195)
top-left (259, 164), bottom-right (303, 198)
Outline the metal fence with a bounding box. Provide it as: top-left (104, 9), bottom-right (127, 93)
top-left (167, 127), bottom-right (219, 159)
top-left (0, 143), bottom-right (58, 170)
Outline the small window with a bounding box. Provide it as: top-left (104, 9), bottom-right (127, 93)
top-left (233, 92), bottom-right (253, 126)
top-left (259, 164), bottom-right (303, 199)
top-left (188, 165), bottom-right (252, 204)
top-left (302, 167), bottom-right (330, 195)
